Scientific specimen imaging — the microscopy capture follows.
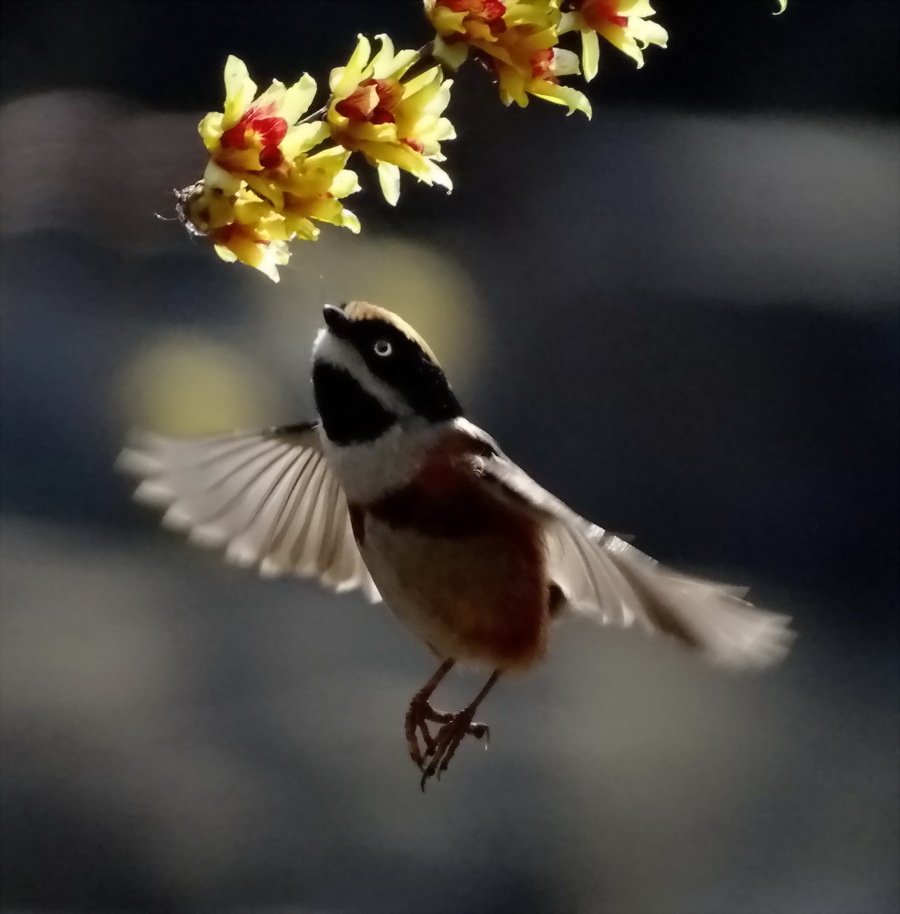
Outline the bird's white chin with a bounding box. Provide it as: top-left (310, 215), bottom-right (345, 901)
top-left (312, 327), bottom-right (329, 353)
top-left (312, 327), bottom-right (344, 367)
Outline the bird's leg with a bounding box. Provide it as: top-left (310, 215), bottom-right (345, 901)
top-left (420, 670), bottom-right (500, 790)
top-left (405, 659), bottom-right (456, 771)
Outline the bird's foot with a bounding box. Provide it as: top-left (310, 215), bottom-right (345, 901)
top-left (405, 695), bottom-right (453, 771)
top-left (417, 705), bottom-right (490, 791)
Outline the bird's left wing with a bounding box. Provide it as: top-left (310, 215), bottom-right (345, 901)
top-left (118, 424), bottom-right (380, 602)
top-left (458, 419), bottom-right (793, 670)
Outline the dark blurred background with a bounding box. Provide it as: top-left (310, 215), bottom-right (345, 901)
top-left (1, 2), bottom-right (898, 912)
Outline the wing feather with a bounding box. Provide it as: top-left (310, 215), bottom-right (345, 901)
top-left (468, 427), bottom-right (793, 670)
top-left (119, 425), bottom-right (380, 602)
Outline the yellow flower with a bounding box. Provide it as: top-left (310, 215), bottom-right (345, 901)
top-left (425, 1), bottom-right (589, 115)
top-left (481, 24), bottom-right (590, 115)
top-left (426, 1), bottom-right (561, 64)
top-left (327, 35), bottom-right (455, 206)
top-left (425, 0), bottom-right (556, 66)
top-left (177, 182), bottom-right (291, 282)
top-left (560, 1), bottom-right (667, 79)
top-left (199, 55), bottom-right (329, 191)
top-left (272, 147), bottom-right (362, 240)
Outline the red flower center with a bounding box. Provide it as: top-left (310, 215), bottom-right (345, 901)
top-left (336, 78), bottom-right (404, 125)
top-left (219, 104), bottom-right (287, 169)
top-left (530, 49), bottom-right (557, 82)
top-left (580, 0), bottom-right (629, 29)
top-left (439, 0), bottom-right (506, 35)
top-left (440, 0), bottom-right (505, 19)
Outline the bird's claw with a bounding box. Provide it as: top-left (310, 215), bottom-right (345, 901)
top-left (414, 709), bottom-right (490, 791)
top-left (405, 695), bottom-right (452, 772)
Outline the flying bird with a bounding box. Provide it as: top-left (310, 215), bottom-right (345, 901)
top-left (120, 302), bottom-right (793, 787)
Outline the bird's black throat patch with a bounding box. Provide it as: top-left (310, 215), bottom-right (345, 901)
top-left (313, 362), bottom-right (397, 445)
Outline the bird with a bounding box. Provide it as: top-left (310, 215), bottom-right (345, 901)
top-left (119, 301), bottom-right (794, 787)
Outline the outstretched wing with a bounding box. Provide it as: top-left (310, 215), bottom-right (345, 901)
top-left (118, 424), bottom-right (380, 603)
top-left (460, 419), bottom-right (793, 670)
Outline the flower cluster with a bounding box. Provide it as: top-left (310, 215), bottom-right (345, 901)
top-left (328, 35), bottom-right (455, 206)
top-left (178, 2), bottom-right (787, 281)
top-left (560, 1), bottom-right (669, 80)
top-left (179, 43), bottom-right (453, 280)
top-left (426, 0), bottom-right (592, 114)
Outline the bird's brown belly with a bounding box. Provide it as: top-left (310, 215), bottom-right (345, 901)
top-left (355, 482), bottom-right (549, 670)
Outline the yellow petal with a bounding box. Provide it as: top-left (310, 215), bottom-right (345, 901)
top-left (341, 208), bottom-right (361, 234)
top-left (581, 28), bottom-right (600, 81)
top-left (552, 48), bottom-right (581, 77)
top-left (428, 5), bottom-right (468, 36)
top-left (530, 25), bottom-right (560, 51)
top-left (233, 195), bottom-right (272, 225)
top-left (203, 160), bottom-right (241, 195)
top-left (214, 244), bottom-right (238, 263)
top-left (429, 77), bottom-right (454, 115)
top-left (377, 162), bottom-right (401, 206)
top-left (505, 1), bottom-right (559, 28)
top-left (479, 41), bottom-right (516, 69)
top-left (223, 55), bottom-right (256, 127)
top-left (257, 242), bottom-right (290, 283)
top-left (304, 146), bottom-right (348, 168)
top-left (632, 18), bottom-right (668, 50)
top-left (530, 82), bottom-right (592, 118)
top-left (496, 66), bottom-right (529, 108)
top-left (599, 22), bottom-right (644, 66)
top-left (198, 111), bottom-right (224, 150)
top-left (330, 168), bottom-right (361, 197)
top-left (252, 79), bottom-right (287, 116)
top-left (408, 73), bottom-right (452, 119)
top-left (402, 67), bottom-right (441, 100)
top-left (353, 122), bottom-right (401, 144)
top-left (621, 0), bottom-right (658, 15)
top-left (369, 35), bottom-right (418, 79)
top-left (243, 175), bottom-right (284, 211)
top-left (283, 215), bottom-right (320, 241)
top-left (281, 120), bottom-right (330, 158)
top-left (432, 116), bottom-right (456, 143)
top-left (279, 73), bottom-right (318, 124)
top-left (435, 34), bottom-right (470, 71)
top-left (558, 11), bottom-right (579, 35)
top-left (424, 160), bottom-right (452, 192)
top-left (357, 141), bottom-right (428, 177)
top-left (369, 34), bottom-right (397, 77)
top-left (331, 35), bottom-right (372, 97)
top-left (305, 145), bottom-right (351, 168)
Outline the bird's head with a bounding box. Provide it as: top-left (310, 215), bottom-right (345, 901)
top-left (313, 302), bottom-right (462, 446)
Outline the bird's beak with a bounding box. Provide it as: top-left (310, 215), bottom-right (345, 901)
top-left (323, 304), bottom-right (352, 339)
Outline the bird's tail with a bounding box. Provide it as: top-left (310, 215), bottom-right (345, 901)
top-left (601, 537), bottom-right (794, 670)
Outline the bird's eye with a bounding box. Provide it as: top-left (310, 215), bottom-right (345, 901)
top-left (373, 340), bottom-right (392, 357)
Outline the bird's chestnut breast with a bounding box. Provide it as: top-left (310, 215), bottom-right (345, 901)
top-left (349, 438), bottom-right (550, 669)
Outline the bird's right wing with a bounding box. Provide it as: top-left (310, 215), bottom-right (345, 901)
top-left (460, 420), bottom-right (793, 670)
top-left (118, 424), bottom-right (380, 603)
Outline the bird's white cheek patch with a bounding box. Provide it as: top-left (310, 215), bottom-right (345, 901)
top-left (312, 330), bottom-right (408, 417)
